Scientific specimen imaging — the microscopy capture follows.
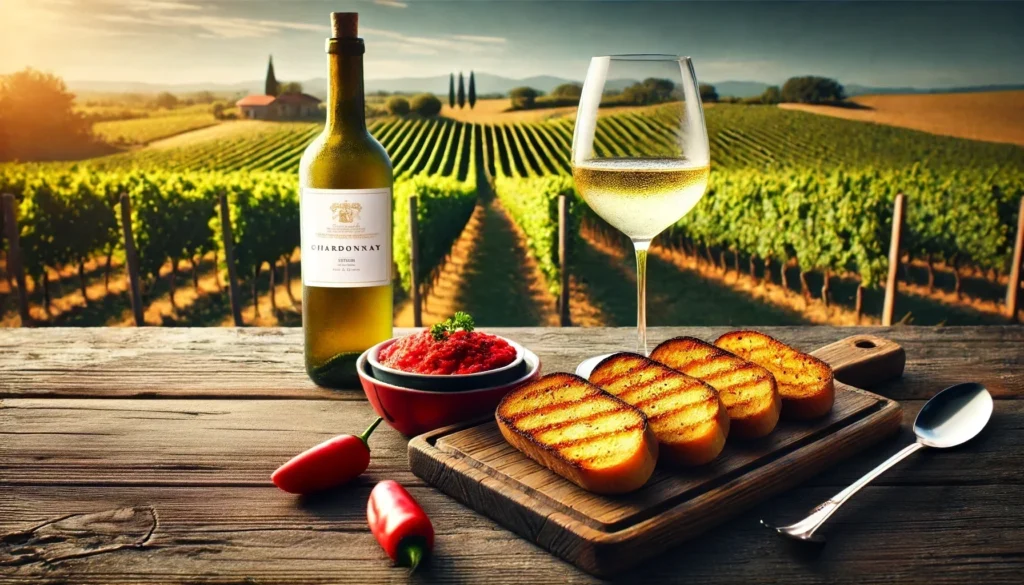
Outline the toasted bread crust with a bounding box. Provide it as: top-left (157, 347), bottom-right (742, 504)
top-left (589, 353), bottom-right (729, 466)
top-left (496, 373), bottom-right (658, 494)
top-left (714, 331), bottom-right (835, 419)
top-left (650, 337), bottom-right (781, 439)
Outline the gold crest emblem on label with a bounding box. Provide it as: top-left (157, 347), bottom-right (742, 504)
top-left (330, 201), bottom-right (362, 224)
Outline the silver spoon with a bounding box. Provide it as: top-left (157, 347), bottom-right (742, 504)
top-left (764, 382), bottom-right (993, 543)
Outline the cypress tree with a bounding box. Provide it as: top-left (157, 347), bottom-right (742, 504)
top-left (457, 72), bottom-right (466, 109)
top-left (448, 73), bottom-right (455, 108)
top-left (468, 71), bottom-right (476, 109)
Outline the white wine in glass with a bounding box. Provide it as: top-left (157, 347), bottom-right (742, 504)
top-left (572, 55), bottom-right (710, 356)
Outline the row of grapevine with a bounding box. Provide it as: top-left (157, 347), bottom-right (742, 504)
top-left (493, 175), bottom-right (581, 297)
top-left (393, 176), bottom-right (477, 295)
top-left (1, 165), bottom-right (478, 319)
top-left (483, 108), bottom-right (1024, 304)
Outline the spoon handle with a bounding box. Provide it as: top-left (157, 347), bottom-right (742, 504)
top-left (782, 441), bottom-right (924, 540)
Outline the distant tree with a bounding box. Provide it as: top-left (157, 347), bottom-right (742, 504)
top-left (551, 82), bottom-right (583, 99)
top-left (468, 71), bottom-right (476, 108)
top-left (509, 86), bottom-right (540, 109)
top-left (619, 78), bottom-right (676, 105)
top-left (457, 72), bottom-right (466, 109)
top-left (212, 102), bottom-right (226, 119)
top-left (780, 76), bottom-right (845, 104)
top-left (279, 81), bottom-right (303, 94)
top-left (153, 91), bottom-right (178, 109)
top-left (193, 90), bottom-right (216, 104)
top-left (411, 93), bottom-right (442, 117)
top-left (448, 73), bottom-right (455, 108)
top-left (0, 68), bottom-right (95, 161)
top-left (265, 55), bottom-right (279, 96)
top-left (699, 83), bottom-right (718, 103)
top-left (760, 85), bottom-right (782, 105)
top-left (385, 95), bottom-right (410, 116)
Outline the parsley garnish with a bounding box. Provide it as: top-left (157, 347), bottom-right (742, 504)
top-left (430, 311), bottom-right (475, 341)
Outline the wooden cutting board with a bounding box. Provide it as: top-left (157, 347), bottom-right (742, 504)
top-left (408, 334), bottom-right (905, 576)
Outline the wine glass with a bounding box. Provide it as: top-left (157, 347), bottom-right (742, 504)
top-left (572, 55), bottom-right (710, 356)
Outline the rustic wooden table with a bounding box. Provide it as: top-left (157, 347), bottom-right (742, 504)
top-left (1, 326), bottom-right (1021, 584)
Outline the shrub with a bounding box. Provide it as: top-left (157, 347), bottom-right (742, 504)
top-left (699, 83), bottom-right (718, 103)
top-left (385, 96), bottom-right (410, 116)
top-left (551, 83), bottom-right (583, 99)
top-left (509, 87), bottom-right (540, 109)
top-left (410, 93), bottom-right (442, 117)
top-left (781, 76), bottom-right (845, 104)
top-left (760, 86), bottom-right (782, 105)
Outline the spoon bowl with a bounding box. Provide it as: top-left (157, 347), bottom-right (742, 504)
top-left (914, 382), bottom-right (993, 448)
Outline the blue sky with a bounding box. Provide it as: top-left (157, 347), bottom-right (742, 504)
top-left (1, 0), bottom-right (1022, 88)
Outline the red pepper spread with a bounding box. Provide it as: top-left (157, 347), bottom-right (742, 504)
top-left (378, 330), bottom-right (516, 375)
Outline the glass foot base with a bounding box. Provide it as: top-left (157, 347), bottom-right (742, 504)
top-left (575, 353), bottom-right (614, 380)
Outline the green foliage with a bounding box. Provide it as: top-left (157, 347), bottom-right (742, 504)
top-left (699, 83), bottom-right (718, 103)
top-left (279, 81), bottom-right (303, 94)
top-left (385, 96), bottom-right (410, 116)
top-left (494, 175), bottom-right (580, 296)
top-left (392, 176), bottom-right (476, 294)
top-left (430, 311), bottom-right (475, 340)
top-left (617, 78), bottom-right (678, 106)
top-left (509, 87), bottom-right (540, 109)
top-left (0, 68), bottom-right (96, 162)
top-left (448, 73), bottom-right (456, 109)
top-left (781, 76), bottom-right (845, 104)
top-left (153, 92), bottom-right (179, 109)
top-left (16, 170), bottom-right (117, 279)
top-left (468, 71), bottom-right (477, 109)
top-left (551, 83), bottom-right (583, 99)
top-left (411, 93), bottom-right (442, 117)
top-left (208, 172), bottom-right (298, 280)
top-left (668, 166), bottom-right (1020, 288)
top-left (128, 172), bottom-right (217, 283)
top-left (457, 72), bottom-right (466, 109)
top-left (760, 85), bottom-right (782, 104)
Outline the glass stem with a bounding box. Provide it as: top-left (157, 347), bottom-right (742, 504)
top-left (633, 239), bottom-right (651, 356)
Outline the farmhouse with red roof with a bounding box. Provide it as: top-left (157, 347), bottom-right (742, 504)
top-left (235, 56), bottom-right (321, 120)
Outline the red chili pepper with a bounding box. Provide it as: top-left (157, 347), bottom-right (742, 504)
top-left (367, 480), bottom-right (434, 571)
top-left (271, 417), bottom-right (382, 494)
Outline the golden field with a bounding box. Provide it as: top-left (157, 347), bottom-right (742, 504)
top-left (780, 90), bottom-right (1024, 146)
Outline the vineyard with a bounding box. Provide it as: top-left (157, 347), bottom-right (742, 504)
top-left (2, 103), bottom-right (1023, 327)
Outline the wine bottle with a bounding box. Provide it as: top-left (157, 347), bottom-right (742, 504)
top-left (299, 12), bottom-right (393, 388)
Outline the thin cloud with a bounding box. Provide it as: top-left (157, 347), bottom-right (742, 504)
top-left (450, 34), bottom-right (506, 44)
top-left (113, 0), bottom-right (203, 11)
top-left (362, 26), bottom-right (506, 56)
top-left (373, 0), bottom-right (409, 8)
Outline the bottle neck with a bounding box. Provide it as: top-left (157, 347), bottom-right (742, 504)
top-left (327, 49), bottom-right (366, 134)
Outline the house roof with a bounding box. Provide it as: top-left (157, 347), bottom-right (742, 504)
top-left (275, 92), bottom-right (322, 105)
top-left (235, 94), bottom-right (277, 107)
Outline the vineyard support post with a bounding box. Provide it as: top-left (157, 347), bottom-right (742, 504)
top-left (558, 193), bottom-right (570, 326)
top-left (1007, 196), bottom-right (1024, 322)
top-left (882, 193), bottom-right (906, 326)
top-left (2, 193), bottom-right (31, 325)
top-left (409, 195), bottom-right (422, 328)
top-left (119, 193), bottom-right (145, 327)
top-left (218, 191), bottom-right (244, 327)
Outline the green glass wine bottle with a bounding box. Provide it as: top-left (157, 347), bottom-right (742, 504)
top-left (299, 12), bottom-right (393, 388)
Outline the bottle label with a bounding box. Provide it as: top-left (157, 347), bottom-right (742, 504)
top-left (301, 187), bottom-right (392, 287)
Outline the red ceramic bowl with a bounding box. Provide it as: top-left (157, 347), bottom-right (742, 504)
top-left (357, 347), bottom-right (541, 436)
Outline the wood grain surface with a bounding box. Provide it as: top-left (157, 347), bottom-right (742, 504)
top-left (1, 326), bottom-right (1022, 584)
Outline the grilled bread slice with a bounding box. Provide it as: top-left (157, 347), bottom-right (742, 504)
top-left (715, 330), bottom-right (835, 419)
top-left (496, 373), bottom-right (659, 494)
top-left (651, 337), bottom-right (781, 439)
top-left (589, 353), bottom-right (730, 466)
